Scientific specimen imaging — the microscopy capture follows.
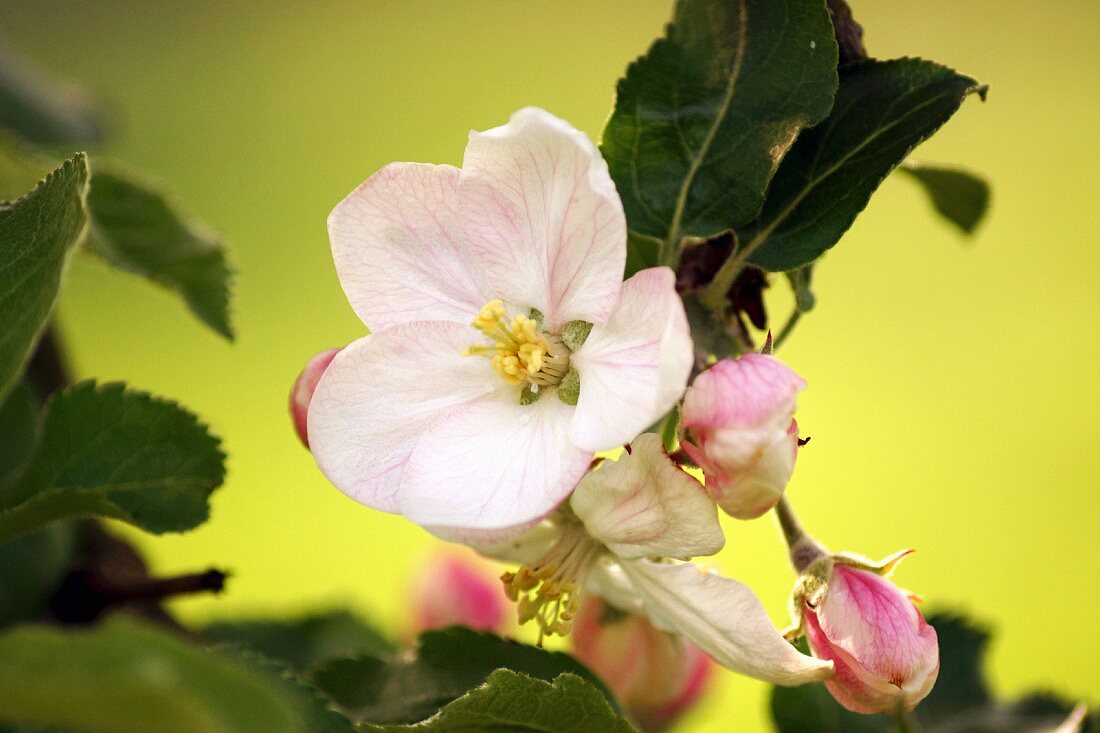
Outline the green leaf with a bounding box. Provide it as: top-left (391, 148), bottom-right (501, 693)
top-left (915, 613), bottom-right (992, 723)
top-left (898, 162), bottom-right (991, 235)
top-left (747, 59), bottom-right (986, 272)
top-left (771, 680), bottom-right (890, 733)
top-left (0, 383), bottom-right (38, 482)
top-left (0, 154), bottom-right (88, 401)
top-left (85, 167), bottom-right (233, 340)
top-left (202, 611), bottom-right (397, 673)
top-left (0, 381), bottom-right (225, 543)
top-left (0, 134), bottom-right (53, 201)
top-left (601, 0), bottom-right (838, 253)
top-left (360, 670), bottom-right (638, 733)
top-left (309, 626), bottom-right (618, 725)
top-left (0, 616), bottom-right (337, 733)
top-left (0, 524), bottom-right (74, 626)
top-left (0, 38), bottom-right (104, 147)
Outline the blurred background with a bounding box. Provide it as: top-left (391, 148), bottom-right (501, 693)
top-left (3, 0), bottom-right (1097, 729)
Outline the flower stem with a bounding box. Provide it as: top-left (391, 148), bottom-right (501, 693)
top-left (774, 498), bottom-right (827, 573)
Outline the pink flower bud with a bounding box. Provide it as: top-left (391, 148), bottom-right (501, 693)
top-left (680, 354), bottom-right (806, 519)
top-left (802, 563), bottom-right (939, 714)
top-left (572, 598), bottom-right (712, 733)
top-left (289, 348), bottom-right (341, 448)
top-left (407, 549), bottom-right (508, 637)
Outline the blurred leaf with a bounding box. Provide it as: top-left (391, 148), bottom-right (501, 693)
top-left (0, 133), bottom-right (52, 200)
top-left (767, 613), bottom-right (1093, 733)
top-left (228, 651), bottom-right (356, 733)
top-left (0, 381), bottom-right (225, 543)
top-left (0, 617), bottom-right (341, 733)
top-left (0, 154), bottom-right (87, 401)
top-left (0, 525), bottom-right (74, 626)
top-left (601, 0), bottom-right (838, 249)
top-left (0, 383), bottom-right (38, 482)
top-left (0, 38), bottom-right (104, 148)
top-left (899, 162), bottom-right (991, 235)
top-left (85, 167), bottom-right (233, 340)
top-left (747, 59), bottom-right (986, 272)
top-left (309, 626), bottom-right (618, 725)
top-left (359, 670), bottom-right (637, 733)
top-left (203, 611), bottom-right (397, 673)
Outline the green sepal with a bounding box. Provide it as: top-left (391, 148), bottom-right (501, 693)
top-left (556, 369), bottom-right (580, 406)
top-left (560, 320), bottom-right (593, 351)
top-left (520, 384), bottom-right (544, 405)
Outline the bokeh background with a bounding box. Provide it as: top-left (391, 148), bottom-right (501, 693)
top-left (4, 0), bottom-right (1098, 729)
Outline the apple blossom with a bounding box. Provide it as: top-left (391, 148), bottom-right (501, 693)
top-left (407, 548), bottom-right (508, 637)
top-left (288, 348), bottom-right (341, 448)
top-left (477, 433), bottom-right (832, 686)
top-left (792, 553), bottom-right (939, 714)
top-left (681, 353), bottom-right (806, 519)
top-left (308, 107), bottom-right (692, 536)
top-left (572, 597), bottom-right (712, 733)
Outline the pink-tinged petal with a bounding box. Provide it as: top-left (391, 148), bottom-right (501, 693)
top-left (568, 267), bottom-right (692, 452)
top-left (570, 434), bottom-right (723, 560)
top-left (329, 163), bottom-right (492, 331)
top-left (804, 608), bottom-right (905, 714)
top-left (399, 395), bottom-right (591, 530)
top-left (307, 323), bottom-right (497, 513)
top-left (458, 107), bottom-right (626, 330)
top-left (681, 354), bottom-right (805, 431)
top-left (408, 548), bottom-right (508, 636)
top-left (289, 348), bottom-right (341, 448)
top-left (621, 560), bottom-right (833, 686)
top-left (426, 516), bottom-right (546, 552)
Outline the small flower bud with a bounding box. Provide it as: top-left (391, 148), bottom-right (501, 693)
top-left (289, 348), bottom-right (341, 448)
top-left (797, 558), bottom-right (939, 714)
top-left (408, 549), bottom-right (508, 637)
top-left (572, 598), bottom-right (712, 733)
top-left (680, 354), bottom-right (805, 519)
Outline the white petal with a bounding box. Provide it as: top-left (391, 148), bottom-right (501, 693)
top-left (307, 323), bottom-right (496, 512)
top-left (570, 434), bottom-right (723, 560)
top-left (569, 268), bottom-right (693, 451)
top-left (621, 560), bottom-right (834, 686)
top-left (586, 557), bottom-right (647, 616)
top-left (399, 394), bottom-right (591, 530)
top-left (458, 107), bottom-right (626, 330)
top-left (329, 163), bottom-right (493, 331)
top-left (457, 520), bottom-right (562, 565)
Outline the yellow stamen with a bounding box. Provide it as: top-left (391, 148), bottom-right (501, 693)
top-left (466, 300), bottom-right (570, 388)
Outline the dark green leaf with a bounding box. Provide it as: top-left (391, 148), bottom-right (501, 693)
top-left (0, 525), bottom-right (74, 626)
top-left (770, 680), bottom-right (891, 733)
top-left (898, 162), bottom-right (990, 235)
top-left (0, 381), bottom-right (225, 543)
top-left (85, 168), bottom-right (233, 340)
top-left (0, 154), bottom-right (88, 401)
top-left (0, 38), bottom-right (104, 147)
top-left (915, 613), bottom-right (992, 722)
top-left (602, 0), bottom-right (838, 251)
top-left (359, 670), bottom-right (638, 733)
top-left (747, 59), bottom-right (986, 271)
top-left (0, 617), bottom-right (315, 733)
top-left (203, 611), bottom-right (397, 673)
top-left (227, 650), bottom-right (357, 733)
top-left (309, 626), bottom-right (618, 725)
top-left (0, 383), bottom-right (38, 482)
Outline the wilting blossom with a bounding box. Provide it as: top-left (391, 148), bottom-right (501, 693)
top-left (681, 354), bottom-right (806, 519)
top-left (796, 556), bottom-right (939, 714)
top-left (476, 434), bottom-right (832, 686)
top-left (407, 548), bottom-right (508, 637)
top-left (288, 348), bottom-right (341, 448)
top-left (308, 107), bottom-right (692, 537)
top-left (572, 597), bottom-right (713, 732)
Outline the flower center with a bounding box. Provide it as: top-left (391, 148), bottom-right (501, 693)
top-left (501, 518), bottom-right (601, 642)
top-left (465, 300), bottom-right (570, 388)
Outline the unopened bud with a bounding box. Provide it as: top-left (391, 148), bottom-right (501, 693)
top-left (572, 598), bottom-right (712, 732)
top-left (408, 549), bottom-right (508, 637)
top-left (288, 348), bottom-right (341, 448)
top-left (794, 556), bottom-right (939, 714)
top-left (680, 354), bottom-right (805, 519)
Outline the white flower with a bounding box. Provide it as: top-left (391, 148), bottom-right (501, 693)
top-left (308, 108), bottom-right (692, 535)
top-left (478, 434), bottom-right (833, 686)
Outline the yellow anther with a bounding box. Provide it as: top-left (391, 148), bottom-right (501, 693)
top-left (465, 300), bottom-right (569, 390)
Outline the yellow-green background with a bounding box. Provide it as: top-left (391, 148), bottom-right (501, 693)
top-left (5, 0), bottom-right (1098, 729)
